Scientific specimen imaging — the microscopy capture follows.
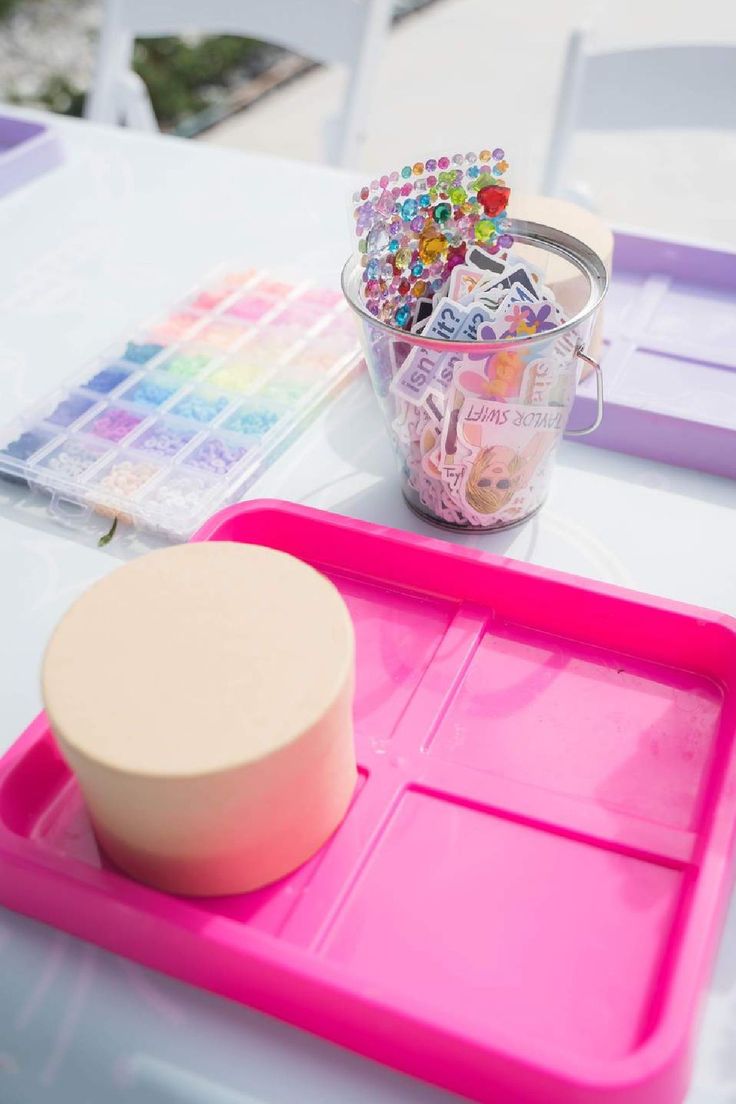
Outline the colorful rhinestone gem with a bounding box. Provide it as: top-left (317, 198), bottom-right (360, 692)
top-left (401, 165), bottom-right (412, 179)
top-left (477, 184), bottom-right (510, 217)
top-left (395, 247), bottom-right (412, 269)
top-left (366, 224), bottom-right (389, 253)
top-left (395, 304), bottom-right (411, 327)
top-left (388, 239), bottom-right (399, 253)
top-left (475, 219), bottom-right (496, 243)
top-left (433, 202), bottom-right (452, 224)
top-left (400, 198), bottom-right (418, 220)
top-left (412, 161), bottom-right (424, 175)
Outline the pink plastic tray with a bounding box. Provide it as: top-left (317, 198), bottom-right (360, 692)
top-left (1, 501), bottom-right (735, 1104)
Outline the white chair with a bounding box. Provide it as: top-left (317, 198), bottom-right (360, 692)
top-left (542, 29), bottom-right (736, 203)
top-left (84, 0), bottom-right (393, 167)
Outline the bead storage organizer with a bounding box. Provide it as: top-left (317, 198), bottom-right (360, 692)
top-left (0, 271), bottom-right (362, 539)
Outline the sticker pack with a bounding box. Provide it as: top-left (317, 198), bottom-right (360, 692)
top-left (0, 271), bottom-right (362, 539)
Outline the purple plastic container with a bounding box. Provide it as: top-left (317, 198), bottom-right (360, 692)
top-left (0, 114), bottom-right (63, 198)
top-left (566, 230), bottom-right (736, 479)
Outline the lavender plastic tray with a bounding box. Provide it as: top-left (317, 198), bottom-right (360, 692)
top-left (566, 230), bottom-right (736, 478)
top-left (0, 115), bottom-right (63, 198)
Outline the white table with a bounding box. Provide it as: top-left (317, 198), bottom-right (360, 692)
top-left (0, 109), bottom-right (734, 1104)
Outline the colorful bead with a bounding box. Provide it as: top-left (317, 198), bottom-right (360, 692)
top-left (388, 239), bottom-right (399, 254)
top-left (411, 262), bottom-right (424, 277)
top-left (126, 377), bottom-right (179, 408)
top-left (411, 280), bottom-right (428, 297)
top-left (425, 158), bottom-right (437, 172)
top-left (89, 407), bottom-right (144, 443)
top-left (224, 403), bottom-right (282, 437)
top-left (395, 247), bottom-right (412, 269)
top-left (410, 214), bottom-right (425, 232)
top-left (123, 341), bottom-right (164, 365)
top-left (95, 459), bottom-right (159, 498)
top-left (137, 421), bottom-right (196, 458)
top-left (395, 305), bottom-right (411, 328)
top-left (492, 147), bottom-right (505, 160)
top-left (418, 194), bottom-right (431, 208)
top-left (438, 156), bottom-right (450, 169)
top-left (84, 366), bottom-right (132, 394)
top-left (366, 224), bottom-right (389, 253)
top-left (47, 392), bottom-right (96, 427)
top-left (412, 161), bottom-right (424, 175)
top-left (477, 183), bottom-right (510, 217)
top-left (186, 435), bottom-right (249, 475)
top-left (419, 234), bottom-right (447, 264)
top-left (475, 219), bottom-right (496, 243)
top-left (449, 186), bottom-right (467, 204)
top-left (433, 202), bottom-right (452, 224)
top-left (400, 198), bottom-right (418, 220)
top-left (479, 150), bottom-right (492, 161)
top-left (2, 428), bottom-right (52, 461)
top-left (498, 233), bottom-right (514, 248)
top-left (143, 470), bottom-right (216, 520)
top-left (43, 440), bottom-right (105, 478)
top-left (401, 165), bottom-right (412, 179)
top-left (172, 388), bottom-right (230, 421)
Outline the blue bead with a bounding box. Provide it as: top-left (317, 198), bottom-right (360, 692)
top-left (400, 198), bottom-right (418, 221)
top-left (395, 305), bottom-right (411, 327)
top-left (366, 258), bottom-right (380, 277)
top-left (418, 193), bottom-right (431, 207)
top-left (401, 166), bottom-right (412, 179)
top-left (388, 239), bottom-right (399, 253)
top-left (411, 263), bottom-right (424, 277)
top-left (468, 165), bottom-right (480, 178)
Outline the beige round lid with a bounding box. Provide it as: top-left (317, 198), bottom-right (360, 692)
top-left (42, 542), bottom-right (355, 778)
top-left (508, 193), bottom-right (613, 276)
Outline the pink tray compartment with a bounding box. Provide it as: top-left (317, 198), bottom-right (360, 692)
top-left (1, 500), bottom-right (736, 1104)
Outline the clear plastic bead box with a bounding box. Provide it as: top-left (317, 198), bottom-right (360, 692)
top-left (0, 270), bottom-right (362, 539)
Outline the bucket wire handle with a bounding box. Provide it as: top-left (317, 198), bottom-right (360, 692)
top-left (566, 347), bottom-right (603, 436)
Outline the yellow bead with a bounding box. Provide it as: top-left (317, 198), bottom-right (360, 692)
top-left (412, 161), bottom-right (424, 175)
top-left (479, 149), bottom-right (491, 162)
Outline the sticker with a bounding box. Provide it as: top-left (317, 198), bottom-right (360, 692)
top-left (439, 383), bottom-right (564, 523)
top-left (466, 246), bottom-right (509, 275)
top-left (449, 265), bottom-right (486, 302)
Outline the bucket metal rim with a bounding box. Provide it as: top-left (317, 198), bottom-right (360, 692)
top-left (341, 219), bottom-right (610, 353)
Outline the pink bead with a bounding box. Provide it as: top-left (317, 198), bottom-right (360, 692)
top-left (379, 175), bottom-right (389, 188)
top-left (438, 156), bottom-right (450, 169)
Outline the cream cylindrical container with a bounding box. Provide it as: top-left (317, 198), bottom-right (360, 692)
top-left (41, 542), bottom-right (356, 896)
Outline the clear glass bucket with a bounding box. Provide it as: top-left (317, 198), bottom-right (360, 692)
top-left (342, 219), bottom-right (609, 531)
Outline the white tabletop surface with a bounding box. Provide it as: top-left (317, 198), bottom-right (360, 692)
top-left (0, 109), bottom-right (735, 1104)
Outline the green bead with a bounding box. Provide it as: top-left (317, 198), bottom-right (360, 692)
top-left (475, 219), bottom-right (495, 243)
top-left (449, 186), bottom-right (467, 203)
top-left (433, 202), bottom-right (452, 224)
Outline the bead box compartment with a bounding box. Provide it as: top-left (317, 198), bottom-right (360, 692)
top-left (0, 500), bottom-right (735, 1104)
top-left (0, 271), bottom-right (363, 538)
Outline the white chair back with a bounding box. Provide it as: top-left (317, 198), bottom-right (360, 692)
top-left (85, 0), bottom-right (393, 166)
top-left (542, 29), bottom-right (736, 201)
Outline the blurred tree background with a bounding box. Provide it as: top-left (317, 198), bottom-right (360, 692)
top-left (0, 0), bottom-right (431, 134)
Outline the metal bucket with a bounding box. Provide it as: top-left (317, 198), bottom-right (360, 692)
top-left (342, 219), bottom-right (609, 531)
